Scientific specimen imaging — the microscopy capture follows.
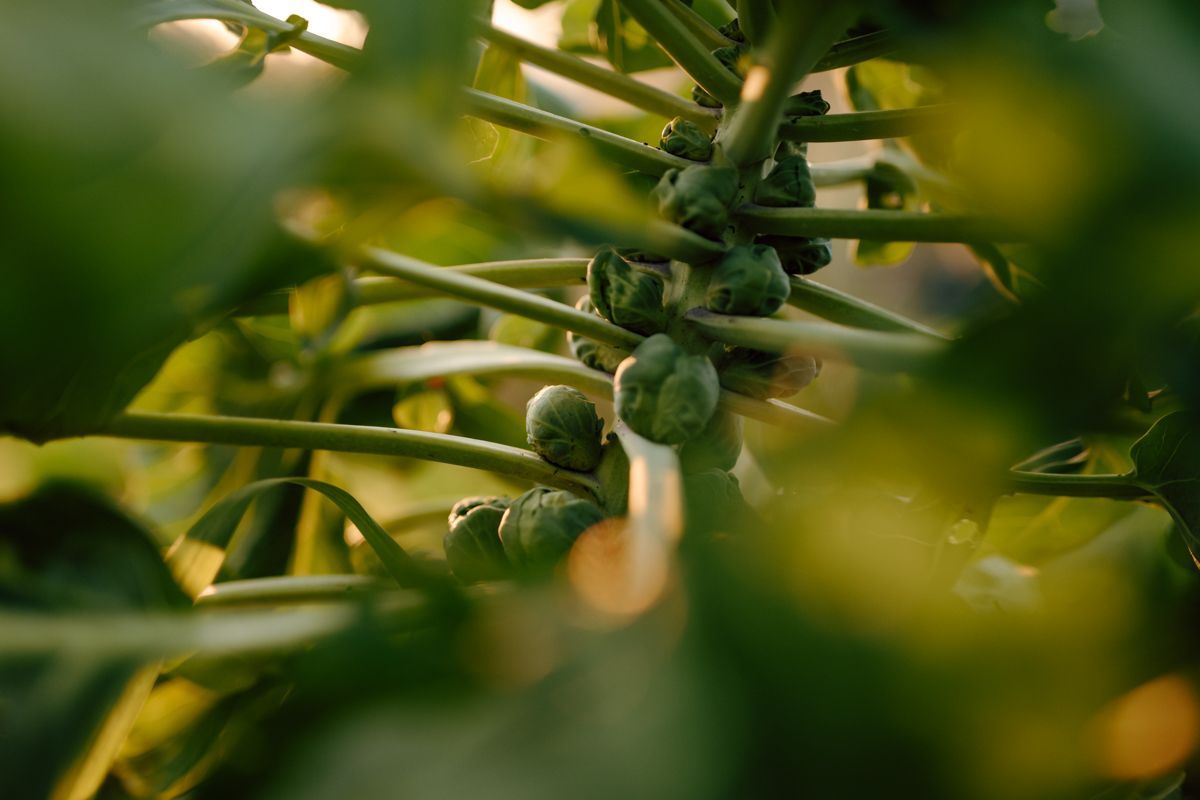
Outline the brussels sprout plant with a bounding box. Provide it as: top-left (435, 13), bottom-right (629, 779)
top-left (5, 1), bottom-right (1200, 798)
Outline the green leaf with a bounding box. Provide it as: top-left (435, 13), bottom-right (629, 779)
top-left (1130, 412), bottom-right (1200, 561)
top-left (168, 478), bottom-right (442, 595)
top-left (563, 0), bottom-right (676, 73)
top-left (488, 313), bottom-right (565, 353)
top-left (393, 385), bottom-right (456, 434)
top-left (0, 4), bottom-right (328, 443)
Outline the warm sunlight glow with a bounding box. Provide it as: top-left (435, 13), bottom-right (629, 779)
top-left (1093, 674), bottom-right (1200, 780)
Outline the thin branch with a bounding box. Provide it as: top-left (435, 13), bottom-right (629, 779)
top-left (236, 258), bottom-right (590, 316)
top-left (476, 22), bottom-right (720, 129)
top-left (619, 0), bottom-right (743, 106)
top-left (358, 246), bottom-right (644, 349)
top-left (780, 105), bottom-right (961, 143)
top-left (1005, 471), bottom-right (1151, 500)
top-left (720, 1), bottom-right (859, 165)
top-left (811, 30), bottom-right (896, 72)
top-left (787, 277), bottom-right (949, 339)
top-left (661, 0), bottom-right (735, 49)
top-left (462, 88), bottom-right (695, 175)
top-left (737, 206), bottom-right (1023, 243)
top-left (196, 575), bottom-right (391, 607)
top-left (97, 412), bottom-right (603, 497)
top-left (685, 309), bottom-right (943, 371)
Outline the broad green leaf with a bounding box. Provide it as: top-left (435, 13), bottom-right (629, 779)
top-left (0, 3), bottom-right (327, 442)
top-left (1130, 412), bottom-right (1200, 560)
top-left (167, 478), bottom-right (442, 595)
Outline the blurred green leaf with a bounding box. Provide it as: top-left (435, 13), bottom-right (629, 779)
top-left (488, 313), bottom-right (565, 353)
top-left (393, 384), bottom-right (456, 434)
top-left (559, 0), bottom-right (675, 73)
top-left (1130, 412), bottom-right (1200, 561)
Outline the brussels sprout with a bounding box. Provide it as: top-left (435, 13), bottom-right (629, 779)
top-left (525, 385), bottom-right (605, 471)
top-left (706, 244), bottom-right (791, 317)
top-left (712, 44), bottom-right (747, 78)
top-left (567, 298), bottom-right (632, 373)
top-left (499, 487), bottom-right (606, 571)
top-left (718, 18), bottom-right (745, 43)
top-left (679, 409), bottom-right (743, 473)
top-left (587, 248), bottom-right (667, 335)
top-left (613, 333), bottom-right (720, 444)
top-left (443, 495), bottom-right (511, 583)
top-left (617, 247), bottom-right (669, 264)
top-left (692, 84), bottom-right (722, 109)
top-left (716, 346), bottom-right (821, 399)
top-left (659, 117), bottom-right (713, 161)
top-left (755, 156), bottom-right (816, 208)
top-left (594, 432), bottom-right (630, 515)
top-left (653, 164), bottom-right (739, 241)
top-left (683, 469), bottom-right (755, 537)
top-left (756, 235), bottom-right (833, 275)
top-left (783, 89), bottom-right (830, 119)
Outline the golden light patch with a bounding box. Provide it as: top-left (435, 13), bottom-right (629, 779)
top-left (1092, 674), bottom-right (1200, 780)
top-left (741, 66), bottom-right (770, 103)
top-left (568, 518), bottom-right (670, 620)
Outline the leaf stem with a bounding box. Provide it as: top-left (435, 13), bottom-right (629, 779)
top-left (720, 1), bottom-right (859, 165)
top-left (661, 0), bottom-right (736, 48)
top-left (780, 105), bottom-right (960, 143)
top-left (737, 206), bottom-right (1022, 243)
top-left (462, 88), bottom-right (695, 175)
top-left (618, 0), bottom-right (743, 106)
top-left (358, 246), bottom-right (644, 349)
top-left (476, 22), bottom-right (720, 129)
top-left (685, 309), bottom-right (944, 371)
top-left (196, 575), bottom-right (391, 607)
top-left (811, 30), bottom-right (896, 72)
top-left (97, 412), bottom-right (602, 498)
top-left (236, 258), bottom-right (590, 316)
top-left (1004, 471), bottom-right (1150, 500)
top-left (787, 277), bottom-right (949, 339)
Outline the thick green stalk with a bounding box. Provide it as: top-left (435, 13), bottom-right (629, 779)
top-left (98, 412), bottom-right (602, 497)
top-left (737, 206), bottom-right (1021, 243)
top-left (358, 246), bottom-right (643, 349)
top-left (780, 105), bottom-right (960, 143)
top-left (237, 258), bottom-right (590, 316)
top-left (736, 0), bottom-right (776, 47)
top-left (476, 22), bottom-right (720, 129)
top-left (720, 1), bottom-right (859, 166)
top-left (811, 30), bottom-right (896, 72)
top-left (619, 0), bottom-right (743, 106)
top-left (1005, 471), bottom-right (1150, 500)
top-left (463, 89), bottom-right (694, 175)
top-left (685, 309), bottom-right (943, 371)
top-left (787, 277), bottom-right (949, 339)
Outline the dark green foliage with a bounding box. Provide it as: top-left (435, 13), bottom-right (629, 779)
top-left (614, 334), bottom-right (720, 444)
top-left (755, 157), bottom-right (817, 208)
top-left (757, 235), bottom-right (833, 275)
top-left (498, 487), bottom-right (606, 570)
top-left (659, 117), bottom-right (714, 161)
top-left (716, 347), bottom-right (821, 399)
top-left (706, 244), bottom-right (791, 316)
top-left (525, 385), bottom-right (605, 471)
top-left (782, 90), bottom-right (830, 119)
top-left (587, 248), bottom-right (668, 335)
top-left (653, 165), bottom-right (739, 241)
top-left (443, 496), bottom-right (511, 582)
top-left (568, 297), bottom-right (634, 373)
top-left (679, 410), bottom-right (744, 473)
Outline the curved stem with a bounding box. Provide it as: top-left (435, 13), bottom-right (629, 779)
top-left (737, 206), bottom-right (1022, 243)
top-left (135, 0), bottom-right (359, 70)
top-left (1005, 471), bottom-right (1150, 500)
top-left (720, 2), bottom-right (859, 166)
top-left (685, 309), bottom-right (943, 371)
top-left (811, 30), bottom-right (896, 72)
top-left (463, 89), bottom-right (695, 176)
top-left (780, 105), bottom-right (960, 143)
top-left (97, 412), bottom-right (603, 498)
top-left (476, 22), bottom-right (720, 130)
top-left (662, 0), bottom-right (735, 47)
top-left (196, 575), bottom-right (390, 607)
top-left (358, 246), bottom-right (643, 349)
top-left (237, 258), bottom-right (590, 316)
top-left (618, 0), bottom-right (743, 106)
top-left (787, 277), bottom-right (949, 339)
